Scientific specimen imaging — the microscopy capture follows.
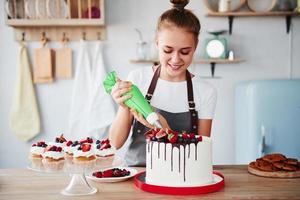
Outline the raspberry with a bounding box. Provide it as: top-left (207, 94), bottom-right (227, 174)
top-left (93, 171), bottom-right (102, 178)
top-left (57, 147), bottom-right (62, 152)
top-left (66, 141), bottom-right (73, 146)
top-left (32, 144), bottom-right (37, 147)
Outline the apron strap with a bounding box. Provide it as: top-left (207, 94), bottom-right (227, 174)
top-left (145, 65), bottom-right (199, 133)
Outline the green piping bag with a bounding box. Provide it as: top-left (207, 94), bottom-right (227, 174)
top-left (103, 71), bottom-right (162, 128)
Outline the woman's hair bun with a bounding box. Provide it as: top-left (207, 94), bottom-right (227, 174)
top-left (170, 0), bottom-right (190, 10)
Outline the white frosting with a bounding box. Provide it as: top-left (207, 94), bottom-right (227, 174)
top-left (94, 145), bottom-right (116, 157)
top-left (146, 136), bottom-right (213, 187)
top-left (48, 142), bottom-right (66, 148)
top-left (73, 149), bottom-right (95, 158)
top-left (64, 145), bottom-right (79, 155)
top-left (42, 151), bottom-right (64, 160)
top-left (30, 146), bottom-right (45, 155)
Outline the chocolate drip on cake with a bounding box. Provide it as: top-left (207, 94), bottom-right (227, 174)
top-left (150, 142), bottom-right (154, 169)
top-left (171, 145), bottom-right (174, 171)
top-left (188, 144), bottom-right (190, 159)
top-left (179, 145), bottom-right (181, 173)
top-left (158, 142), bottom-right (160, 159)
top-left (195, 142), bottom-right (198, 160)
top-left (184, 145), bottom-right (186, 182)
top-left (164, 143), bottom-right (166, 161)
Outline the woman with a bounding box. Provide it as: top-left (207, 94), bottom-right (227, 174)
top-left (109, 0), bottom-right (217, 166)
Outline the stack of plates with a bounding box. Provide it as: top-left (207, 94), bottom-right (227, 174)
top-left (203, 0), bottom-right (246, 12)
top-left (24, 0), bottom-right (68, 19)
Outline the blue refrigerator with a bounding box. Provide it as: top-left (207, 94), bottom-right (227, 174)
top-left (235, 79), bottom-right (300, 164)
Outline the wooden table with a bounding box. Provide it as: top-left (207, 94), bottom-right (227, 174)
top-left (0, 165), bottom-right (300, 200)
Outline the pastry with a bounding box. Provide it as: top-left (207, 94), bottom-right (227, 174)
top-left (262, 153), bottom-right (287, 163)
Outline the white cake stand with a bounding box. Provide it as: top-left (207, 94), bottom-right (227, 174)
top-left (28, 156), bottom-right (124, 196)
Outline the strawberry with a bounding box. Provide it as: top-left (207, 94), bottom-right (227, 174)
top-left (197, 135), bottom-right (203, 142)
top-left (168, 133), bottom-right (178, 144)
top-left (182, 133), bottom-right (189, 139)
top-left (190, 133), bottom-right (196, 139)
top-left (66, 141), bottom-right (73, 146)
top-left (81, 143), bottom-right (91, 152)
top-left (32, 144), bottom-right (37, 147)
top-left (102, 169), bottom-right (114, 178)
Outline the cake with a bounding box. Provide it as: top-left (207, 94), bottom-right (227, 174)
top-left (73, 143), bottom-right (96, 171)
top-left (29, 141), bottom-right (47, 169)
top-left (145, 129), bottom-right (213, 187)
top-left (42, 145), bottom-right (65, 171)
top-left (94, 139), bottom-right (116, 167)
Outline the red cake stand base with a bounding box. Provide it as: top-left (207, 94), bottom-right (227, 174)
top-left (134, 171), bottom-right (225, 195)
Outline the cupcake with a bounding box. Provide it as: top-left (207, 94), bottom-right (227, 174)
top-left (48, 134), bottom-right (67, 148)
top-left (63, 140), bottom-right (80, 164)
top-left (73, 143), bottom-right (96, 171)
top-left (94, 139), bottom-right (116, 167)
top-left (42, 145), bottom-right (65, 171)
top-left (29, 141), bottom-right (47, 169)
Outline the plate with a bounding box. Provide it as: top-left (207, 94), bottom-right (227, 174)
top-left (46, 0), bottom-right (69, 19)
top-left (203, 0), bottom-right (246, 12)
top-left (25, 0), bottom-right (37, 19)
top-left (246, 0), bottom-right (277, 12)
top-left (87, 167), bottom-right (138, 183)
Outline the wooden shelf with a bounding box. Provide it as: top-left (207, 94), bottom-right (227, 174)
top-left (206, 11), bottom-right (300, 34)
top-left (130, 59), bottom-right (158, 64)
top-left (130, 58), bottom-right (245, 78)
top-left (195, 58), bottom-right (245, 64)
top-left (207, 11), bottom-right (300, 17)
top-left (6, 19), bottom-right (105, 27)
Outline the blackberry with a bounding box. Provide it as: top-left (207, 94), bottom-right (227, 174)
top-left (96, 140), bottom-right (100, 144)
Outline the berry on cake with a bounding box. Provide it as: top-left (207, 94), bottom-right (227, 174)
top-left (94, 139), bottom-right (116, 167)
top-left (48, 134), bottom-right (67, 147)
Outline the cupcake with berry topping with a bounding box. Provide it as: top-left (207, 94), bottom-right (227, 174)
top-left (63, 140), bottom-right (80, 163)
top-left (48, 134), bottom-right (67, 148)
top-left (94, 139), bottom-right (116, 167)
top-left (42, 145), bottom-right (65, 171)
top-left (29, 141), bottom-right (47, 169)
top-left (73, 143), bottom-right (96, 171)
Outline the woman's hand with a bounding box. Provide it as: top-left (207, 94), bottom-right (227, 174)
top-left (130, 109), bottom-right (170, 130)
top-left (111, 77), bottom-right (132, 108)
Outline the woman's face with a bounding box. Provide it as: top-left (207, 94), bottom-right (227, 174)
top-left (156, 26), bottom-right (197, 81)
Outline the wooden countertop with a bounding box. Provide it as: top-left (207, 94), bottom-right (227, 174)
top-left (0, 165), bottom-right (299, 200)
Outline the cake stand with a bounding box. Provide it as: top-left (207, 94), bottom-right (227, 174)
top-left (28, 156), bottom-right (124, 196)
top-left (134, 171), bottom-right (225, 195)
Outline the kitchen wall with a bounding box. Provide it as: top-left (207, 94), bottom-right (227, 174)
top-left (0, 0), bottom-right (299, 168)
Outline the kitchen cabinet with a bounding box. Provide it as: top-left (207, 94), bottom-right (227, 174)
top-left (5, 0), bottom-right (106, 41)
